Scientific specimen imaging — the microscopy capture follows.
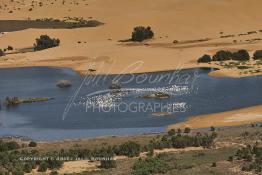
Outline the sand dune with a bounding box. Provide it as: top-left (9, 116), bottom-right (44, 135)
top-left (0, 0), bottom-right (262, 77)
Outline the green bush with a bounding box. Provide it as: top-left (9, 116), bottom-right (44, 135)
top-left (7, 45), bottom-right (13, 50)
top-left (197, 54), bottom-right (212, 63)
top-left (23, 163), bottom-right (33, 173)
top-left (212, 50), bottom-right (232, 61)
top-left (131, 26), bottom-right (154, 42)
top-left (184, 127), bottom-right (191, 133)
top-left (117, 141), bottom-right (141, 157)
top-left (211, 162), bottom-right (217, 167)
top-left (38, 162), bottom-right (48, 172)
top-left (34, 35), bottom-right (60, 51)
top-left (6, 141), bottom-right (20, 150)
top-left (132, 156), bottom-right (170, 175)
top-left (28, 141), bottom-right (37, 147)
top-left (100, 159), bottom-right (117, 169)
top-left (232, 49), bottom-right (250, 61)
top-left (253, 50), bottom-right (262, 60)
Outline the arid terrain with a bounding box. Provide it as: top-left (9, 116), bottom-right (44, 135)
top-left (0, 0), bottom-right (262, 77)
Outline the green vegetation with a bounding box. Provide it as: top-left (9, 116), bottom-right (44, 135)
top-left (232, 49), bottom-right (250, 61)
top-left (0, 140), bottom-right (20, 151)
top-left (184, 127), bottom-right (191, 133)
top-left (145, 130), bottom-right (216, 150)
top-left (253, 50), bottom-right (262, 60)
top-left (199, 49), bottom-right (252, 63)
top-left (131, 26), bottom-right (154, 42)
top-left (116, 141), bottom-right (141, 157)
top-left (197, 54), bottom-right (212, 63)
top-left (7, 45), bottom-right (13, 50)
top-left (34, 35), bottom-right (60, 51)
top-left (1, 126), bottom-right (261, 175)
top-left (212, 50), bottom-right (232, 61)
top-left (4, 97), bottom-right (53, 106)
top-left (235, 144), bottom-right (262, 173)
top-left (37, 162), bottom-right (48, 172)
top-left (132, 155), bottom-right (170, 175)
top-left (28, 141), bottom-right (37, 147)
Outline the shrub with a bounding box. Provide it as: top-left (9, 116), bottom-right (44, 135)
top-left (232, 50), bottom-right (250, 61)
top-left (100, 159), bottom-right (117, 169)
top-left (131, 26), bottom-right (154, 42)
top-left (197, 54), bottom-right (212, 63)
top-left (7, 46), bottom-right (13, 50)
top-left (184, 127), bottom-right (191, 133)
top-left (34, 35), bottom-right (60, 51)
top-left (6, 141), bottom-right (20, 150)
top-left (211, 162), bottom-right (217, 167)
top-left (168, 129), bottom-right (176, 136)
top-left (212, 50), bottom-right (232, 61)
top-left (210, 126), bottom-right (216, 131)
top-left (47, 159), bottom-right (63, 169)
top-left (253, 50), bottom-right (262, 60)
top-left (117, 141), bottom-right (141, 157)
top-left (0, 49), bottom-right (4, 57)
top-left (132, 156), bottom-right (170, 175)
top-left (38, 162), bottom-right (48, 172)
top-left (28, 141), bottom-right (37, 147)
top-left (23, 163), bottom-right (33, 173)
top-left (228, 156), bottom-right (234, 162)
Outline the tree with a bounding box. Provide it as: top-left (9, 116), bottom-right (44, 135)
top-left (34, 35), bottom-right (60, 51)
top-left (212, 50), bottom-right (232, 61)
top-left (253, 50), bottom-right (262, 60)
top-left (28, 141), bottom-right (37, 147)
top-left (117, 141), bottom-right (141, 157)
top-left (210, 126), bottom-right (216, 131)
top-left (232, 49), bottom-right (250, 61)
top-left (197, 54), bottom-right (212, 63)
top-left (168, 129), bottom-right (176, 136)
top-left (131, 26), bottom-right (154, 42)
top-left (184, 127), bottom-right (191, 133)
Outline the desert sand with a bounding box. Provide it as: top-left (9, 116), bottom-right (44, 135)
top-left (0, 0), bottom-right (261, 77)
top-left (168, 105), bottom-right (262, 129)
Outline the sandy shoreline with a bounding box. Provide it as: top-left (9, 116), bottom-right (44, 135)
top-left (168, 105), bottom-right (262, 130)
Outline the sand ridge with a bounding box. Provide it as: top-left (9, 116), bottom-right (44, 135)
top-left (0, 0), bottom-right (262, 77)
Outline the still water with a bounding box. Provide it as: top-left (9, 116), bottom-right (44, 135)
top-left (0, 67), bottom-right (261, 140)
